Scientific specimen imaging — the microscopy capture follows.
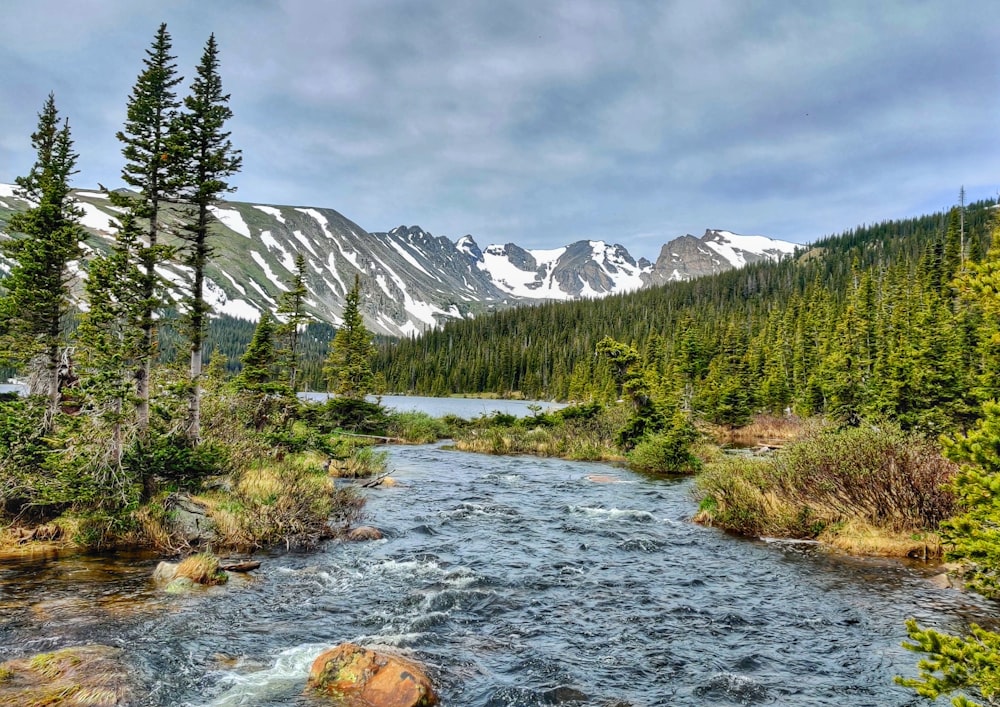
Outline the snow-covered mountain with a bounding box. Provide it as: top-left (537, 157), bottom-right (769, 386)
top-left (643, 229), bottom-right (800, 285)
top-left (0, 185), bottom-right (799, 336)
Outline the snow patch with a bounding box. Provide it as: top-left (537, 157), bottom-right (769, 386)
top-left (250, 251), bottom-right (289, 291)
top-left (702, 230), bottom-right (797, 269)
top-left (210, 205), bottom-right (252, 238)
top-left (220, 298), bottom-right (260, 321)
top-left (216, 269), bottom-right (247, 296)
top-left (291, 230), bottom-right (319, 257)
top-left (259, 231), bottom-right (297, 272)
top-left (388, 239), bottom-right (433, 277)
top-left (76, 202), bottom-right (117, 233)
top-left (253, 205), bottom-right (286, 224)
top-left (0, 184), bottom-right (17, 198)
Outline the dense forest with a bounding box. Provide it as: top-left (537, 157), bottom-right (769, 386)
top-left (375, 199), bottom-right (997, 434)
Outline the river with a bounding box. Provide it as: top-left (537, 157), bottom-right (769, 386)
top-left (0, 442), bottom-right (995, 706)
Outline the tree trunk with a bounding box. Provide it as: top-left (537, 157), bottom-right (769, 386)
top-left (188, 344), bottom-right (202, 444)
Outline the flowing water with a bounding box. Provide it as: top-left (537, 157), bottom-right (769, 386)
top-left (1, 443), bottom-right (996, 706)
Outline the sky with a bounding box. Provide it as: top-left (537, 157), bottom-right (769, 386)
top-left (0, 1), bottom-right (997, 259)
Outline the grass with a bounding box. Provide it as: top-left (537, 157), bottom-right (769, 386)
top-left (694, 422), bottom-right (957, 557)
top-left (176, 552), bottom-right (228, 586)
top-left (708, 413), bottom-right (812, 448)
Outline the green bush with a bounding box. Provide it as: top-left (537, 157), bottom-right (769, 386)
top-left (387, 411), bottom-right (451, 443)
top-left (307, 397), bottom-right (389, 435)
top-left (626, 411), bottom-right (700, 474)
top-left (124, 435), bottom-right (230, 490)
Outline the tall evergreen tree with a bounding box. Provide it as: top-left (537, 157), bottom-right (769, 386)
top-left (276, 253), bottom-right (311, 392)
top-left (323, 274), bottom-right (376, 399)
top-left (174, 34), bottom-right (242, 442)
top-left (111, 22), bottom-right (184, 433)
top-left (76, 211), bottom-right (146, 478)
top-left (0, 94), bottom-right (85, 427)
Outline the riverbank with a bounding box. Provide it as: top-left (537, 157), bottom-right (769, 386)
top-left (2, 442), bottom-right (989, 705)
top-left (693, 420), bottom-right (956, 560)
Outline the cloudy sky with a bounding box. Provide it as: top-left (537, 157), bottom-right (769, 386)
top-left (1, 1), bottom-right (996, 258)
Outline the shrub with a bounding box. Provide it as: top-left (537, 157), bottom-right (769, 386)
top-left (695, 422), bottom-right (956, 537)
top-left (123, 436), bottom-right (230, 492)
top-left (626, 411), bottom-right (701, 474)
top-left (229, 460), bottom-right (364, 549)
top-left (776, 423), bottom-right (956, 532)
top-left (308, 397), bottom-right (390, 435)
top-left (387, 411), bottom-right (451, 443)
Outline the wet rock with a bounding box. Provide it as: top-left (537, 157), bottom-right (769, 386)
top-left (541, 685), bottom-right (589, 703)
top-left (164, 577), bottom-right (197, 594)
top-left (347, 526), bottom-right (385, 541)
top-left (164, 492), bottom-right (218, 545)
top-left (585, 474), bottom-right (620, 483)
top-left (307, 642), bottom-right (437, 706)
top-left (928, 572), bottom-right (961, 590)
top-left (0, 644), bottom-right (133, 706)
top-left (152, 560), bottom-right (179, 584)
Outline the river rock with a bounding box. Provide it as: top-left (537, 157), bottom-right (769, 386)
top-left (307, 643), bottom-right (437, 706)
top-left (347, 526), bottom-right (385, 541)
top-left (0, 644), bottom-right (133, 706)
top-left (152, 560), bottom-right (179, 584)
top-left (163, 492), bottom-right (218, 545)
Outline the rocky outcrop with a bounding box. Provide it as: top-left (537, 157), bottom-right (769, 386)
top-left (307, 643), bottom-right (437, 706)
top-left (163, 492), bottom-right (218, 545)
top-left (0, 645), bottom-right (133, 706)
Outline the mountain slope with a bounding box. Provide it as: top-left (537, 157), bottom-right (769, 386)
top-left (0, 184), bottom-right (798, 336)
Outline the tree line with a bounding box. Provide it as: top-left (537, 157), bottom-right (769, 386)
top-left (376, 198), bottom-right (997, 436)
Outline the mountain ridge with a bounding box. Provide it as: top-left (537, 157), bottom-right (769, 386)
top-left (0, 184), bottom-right (800, 336)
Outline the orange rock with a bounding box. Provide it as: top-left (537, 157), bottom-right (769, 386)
top-left (347, 526), bottom-right (385, 541)
top-left (307, 643), bottom-right (437, 706)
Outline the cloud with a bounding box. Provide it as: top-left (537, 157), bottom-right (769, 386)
top-left (0, 0), bottom-right (996, 257)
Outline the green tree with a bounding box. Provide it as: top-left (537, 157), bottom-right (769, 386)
top-left (76, 211), bottom-right (146, 478)
top-left (276, 253), bottom-right (311, 392)
top-left (323, 274), bottom-right (376, 399)
top-left (174, 34), bottom-right (242, 441)
top-left (896, 619), bottom-right (1000, 707)
top-left (235, 310), bottom-right (277, 390)
top-left (110, 22), bottom-right (184, 433)
top-left (0, 94), bottom-right (85, 427)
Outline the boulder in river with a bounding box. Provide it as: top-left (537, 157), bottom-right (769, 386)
top-left (307, 642), bottom-right (437, 706)
top-left (0, 644), bottom-right (132, 706)
top-left (347, 526), bottom-right (385, 541)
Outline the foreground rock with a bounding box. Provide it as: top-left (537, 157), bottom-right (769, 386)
top-left (163, 492), bottom-right (218, 545)
top-left (307, 643), bottom-right (437, 706)
top-left (347, 526), bottom-right (384, 541)
top-left (152, 553), bottom-right (229, 592)
top-left (0, 644), bottom-right (132, 706)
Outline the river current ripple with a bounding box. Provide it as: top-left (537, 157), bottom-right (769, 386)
top-left (1, 443), bottom-right (996, 706)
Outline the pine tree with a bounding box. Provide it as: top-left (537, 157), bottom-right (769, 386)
top-left (174, 34), bottom-right (242, 441)
top-left (276, 253), bottom-right (311, 392)
top-left (76, 211), bottom-right (146, 482)
top-left (0, 94), bottom-right (85, 427)
top-left (235, 310), bottom-right (277, 390)
top-left (323, 275), bottom-right (376, 399)
top-left (111, 22), bottom-right (184, 433)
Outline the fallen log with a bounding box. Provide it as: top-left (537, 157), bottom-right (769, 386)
top-left (219, 560), bottom-right (261, 573)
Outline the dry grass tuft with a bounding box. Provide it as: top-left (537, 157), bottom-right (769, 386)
top-left (819, 520), bottom-right (942, 559)
top-left (709, 414), bottom-right (815, 448)
top-left (176, 552), bottom-right (228, 586)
